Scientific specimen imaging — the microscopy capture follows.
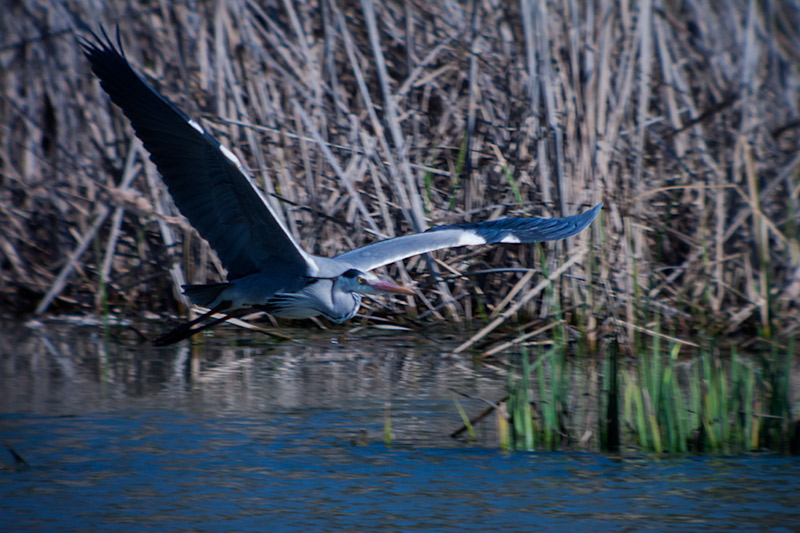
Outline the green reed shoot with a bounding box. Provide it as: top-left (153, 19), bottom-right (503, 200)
top-left (451, 394), bottom-right (477, 442)
top-left (384, 401), bottom-right (392, 446)
top-left (507, 346), bottom-right (535, 451)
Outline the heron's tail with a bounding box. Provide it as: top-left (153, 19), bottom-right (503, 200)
top-left (182, 283), bottom-right (232, 307)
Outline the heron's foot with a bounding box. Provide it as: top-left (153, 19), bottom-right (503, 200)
top-left (151, 306), bottom-right (250, 346)
top-left (152, 323), bottom-right (197, 346)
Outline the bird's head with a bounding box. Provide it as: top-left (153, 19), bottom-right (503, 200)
top-left (336, 268), bottom-right (414, 296)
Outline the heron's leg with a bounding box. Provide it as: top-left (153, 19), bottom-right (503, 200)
top-left (152, 302), bottom-right (244, 346)
top-left (164, 308), bottom-right (254, 345)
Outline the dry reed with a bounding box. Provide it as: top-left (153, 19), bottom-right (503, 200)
top-left (1, 0), bottom-right (799, 348)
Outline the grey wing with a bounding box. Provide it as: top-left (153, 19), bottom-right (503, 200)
top-left (336, 203), bottom-right (601, 272)
top-left (82, 30), bottom-right (317, 280)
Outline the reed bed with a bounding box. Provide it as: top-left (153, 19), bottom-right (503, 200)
top-left (1, 0), bottom-right (799, 353)
top-left (451, 279), bottom-right (798, 453)
top-left (453, 329), bottom-right (799, 453)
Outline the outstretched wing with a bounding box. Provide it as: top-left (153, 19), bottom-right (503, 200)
top-left (82, 29), bottom-right (317, 280)
top-left (335, 203), bottom-right (601, 272)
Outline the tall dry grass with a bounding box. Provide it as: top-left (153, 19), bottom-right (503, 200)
top-left (1, 0), bottom-right (799, 348)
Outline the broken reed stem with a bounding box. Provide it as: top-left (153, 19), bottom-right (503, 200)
top-left (453, 247), bottom-right (588, 354)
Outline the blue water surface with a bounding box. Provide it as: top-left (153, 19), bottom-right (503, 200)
top-left (3, 409), bottom-right (800, 531)
top-left (1, 322), bottom-right (799, 531)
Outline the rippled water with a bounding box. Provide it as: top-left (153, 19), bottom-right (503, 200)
top-left (2, 320), bottom-right (799, 530)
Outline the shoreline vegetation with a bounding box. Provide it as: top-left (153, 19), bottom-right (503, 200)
top-left (1, 2), bottom-right (798, 451)
top-left (451, 323), bottom-right (799, 454)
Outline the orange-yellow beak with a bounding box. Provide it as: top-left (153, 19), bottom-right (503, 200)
top-left (367, 278), bottom-right (415, 295)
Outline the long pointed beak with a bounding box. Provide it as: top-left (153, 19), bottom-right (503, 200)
top-left (368, 278), bottom-right (415, 295)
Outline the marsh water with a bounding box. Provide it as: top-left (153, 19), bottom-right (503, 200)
top-left (2, 320), bottom-right (799, 531)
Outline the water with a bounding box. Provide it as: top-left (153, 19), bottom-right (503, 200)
top-left (2, 320), bottom-right (799, 531)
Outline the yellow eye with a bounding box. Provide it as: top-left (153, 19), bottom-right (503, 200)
top-left (357, 277), bottom-right (366, 285)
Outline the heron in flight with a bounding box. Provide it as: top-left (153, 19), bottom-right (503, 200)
top-left (82, 31), bottom-right (601, 346)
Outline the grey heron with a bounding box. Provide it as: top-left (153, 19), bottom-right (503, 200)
top-left (82, 31), bottom-right (601, 346)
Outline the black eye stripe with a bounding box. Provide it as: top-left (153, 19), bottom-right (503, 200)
top-left (342, 269), bottom-right (361, 279)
